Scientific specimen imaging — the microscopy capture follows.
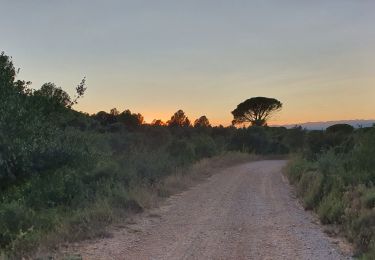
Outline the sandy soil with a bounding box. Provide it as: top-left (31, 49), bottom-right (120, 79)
top-left (66, 160), bottom-right (351, 260)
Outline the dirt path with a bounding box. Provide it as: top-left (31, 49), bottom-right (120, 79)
top-left (68, 160), bottom-right (350, 260)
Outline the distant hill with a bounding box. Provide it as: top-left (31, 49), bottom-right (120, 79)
top-left (276, 120), bottom-right (375, 130)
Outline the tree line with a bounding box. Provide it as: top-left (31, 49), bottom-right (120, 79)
top-left (2, 50), bottom-right (373, 258)
top-left (91, 95), bottom-right (282, 129)
top-left (92, 109), bottom-right (211, 129)
top-left (0, 51), bottom-right (290, 257)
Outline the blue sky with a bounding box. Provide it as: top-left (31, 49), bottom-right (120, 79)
top-left (1, 0), bottom-right (374, 124)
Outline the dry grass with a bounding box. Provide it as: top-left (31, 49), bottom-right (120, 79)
top-left (26, 152), bottom-right (257, 259)
top-left (128, 186), bottom-right (159, 209)
top-left (118, 152), bottom-right (259, 212)
top-left (156, 152), bottom-right (260, 199)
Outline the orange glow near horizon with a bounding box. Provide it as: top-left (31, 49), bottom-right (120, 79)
top-left (76, 104), bottom-right (374, 127)
top-left (3, 1), bottom-right (375, 126)
top-left (72, 69), bottom-right (375, 127)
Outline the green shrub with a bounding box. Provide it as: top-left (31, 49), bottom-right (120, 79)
top-left (349, 210), bottom-right (375, 253)
top-left (297, 171), bottom-right (323, 210)
top-left (0, 201), bottom-right (35, 249)
top-left (192, 135), bottom-right (218, 159)
top-left (317, 191), bottom-right (345, 224)
top-left (167, 139), bottom-right (195, 166)
top-left (362, 243), bottom-right (375, 260)
top-left (362, 189), bottom-right (375, 209)
top-left (62, 200), bottom-right (115, 242)
top-left (317, 149), bottom-right (344, 175)
top-left (351, 129), bottom-right (375, 184)
top-left (287, 127), bottom-right (375, 257)
top-left (285, 157), bottom-right (313, 184)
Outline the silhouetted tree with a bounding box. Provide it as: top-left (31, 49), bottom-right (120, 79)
top-left (118, 109), bottom-right (144, 129)
top-left (110, 108), bottom-right (120, 116)
top-left (34, 83), bottom-right (72, 107)
top-left (0, 52), bottom-right (16, 87)
top-left (325, 124), bottom-right (355, 152)
top-left (151, 119), bottom-right (166, 126)
top-left (232, 97), bottom-right (282, 126)
top-left (34, 79), bottom-right (87, 108)
top-left (326, 124), bottom-right (354, 134)
top-left (0, 52), bottom-right (88, 189)
top-left (93, 111), bottom-right (116, 125)
top-left (194, 116), bottom-right (211, 128)
top-left (167, 110), bottom-right (191, 127)
top-left (72, 77), bottom-right (87, 105)
top-left (0, 52), bottom-right (31, 95)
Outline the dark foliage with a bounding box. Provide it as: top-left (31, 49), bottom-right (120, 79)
top-left (167, 109), bottom-right (191, 127)
top-left (194, 115), bottom-right (211, 128)
top-left (3, 51), bottom-right (373, 257)
top-left (232, 97), bottom-right (282, 126)
top-left (287, 126), bottom-right (375, 257)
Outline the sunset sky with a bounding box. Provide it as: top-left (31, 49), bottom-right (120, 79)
top-left (1, 1), bottom-right (374, 125)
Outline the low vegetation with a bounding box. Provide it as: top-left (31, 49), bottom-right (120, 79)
top-left (0, 52), bottom-right (296, 258)
top-left (2, 50), bottom-right (373, 259)
top-left (286, 125), bottom-right (375, 259)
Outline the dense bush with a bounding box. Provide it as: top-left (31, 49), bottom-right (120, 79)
top-left (228, 126), bottom-right (290, 154)
top-left (286, 127), bottom-right (375, 257)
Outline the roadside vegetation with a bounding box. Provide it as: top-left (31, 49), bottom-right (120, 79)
top-left (2, 51), bottom-right (373, 259)
top-left (0, 52), bottom-right (296, 258)
top-left (285, 124), bottom-right (375, 259)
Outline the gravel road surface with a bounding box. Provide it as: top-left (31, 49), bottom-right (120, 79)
top-left (69, 160), bottom-right (350, 260)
